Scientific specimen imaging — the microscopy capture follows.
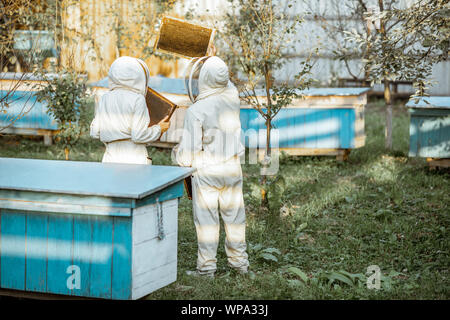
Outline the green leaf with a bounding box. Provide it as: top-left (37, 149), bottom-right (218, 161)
top-left (287, 267), bottom-right (309, 283)
top-left (259, 253), bottom-right (278, 263)
top-left (249, 243), bottom-right (263, 252)
top-left (387, 270), bottom-right (402, 278)
top-left (339, 270), bottom-right (365, 282)
top-left (175, 285), bottom-right (194, 292)
top-left (327, 272), bottom-right (354, 287)
top-left (287, 279), bottom-right (302, 287)
top-left (296, 223), bottom-right (308, 232)
top-left (262, 247), bottom-right (281, 255)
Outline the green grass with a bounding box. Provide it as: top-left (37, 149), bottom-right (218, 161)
top-left (0, 98), bottom-right (448, 299)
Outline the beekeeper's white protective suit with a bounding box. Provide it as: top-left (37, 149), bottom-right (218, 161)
top-left (90, 56), bottom-right (161, 164)
top-left (174, 56), bottom-right (249, 275)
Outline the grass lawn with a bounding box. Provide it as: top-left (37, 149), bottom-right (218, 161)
top-left (0, 98), bottom-right (448, 299)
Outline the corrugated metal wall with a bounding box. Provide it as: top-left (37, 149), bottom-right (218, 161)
top-left (180, 0), bottom-right (449, 96)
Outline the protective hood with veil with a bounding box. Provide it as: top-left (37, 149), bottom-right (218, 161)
top-left (175, 56), bottom-right (249, 276)
top-left (90, 56), bottom-right (161, 165)
top-left (108, 56), bottom-right (149, 95)
top-left (175, 56), bottom-right (245, 168)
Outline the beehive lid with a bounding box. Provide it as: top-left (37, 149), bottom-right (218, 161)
top-left (241, 87), bottom-right (371, 98)
top-left (406, 96), bottom-right (450, 109)
top-left (0, 157), bottom-right (194, 199)
top-left (90, 76), bottom-right (187, 95)
top-left (300, 87), bottom-right (371, 96)
top-left (0, 72), bottom-right (58, 81)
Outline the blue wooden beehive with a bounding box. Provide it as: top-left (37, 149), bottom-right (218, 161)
top-left (91, 80), bottom-right (370, 158)
top-left (240, 88), bottom-right (370, 159)
top-left (406, 96), bottom-right (450, 159)
top-left (91, 76), bottom-right (190, 146)
top-left (0, 157), bottom-right (193, 299)
top-left (0, 89), bottom-right (57, 143)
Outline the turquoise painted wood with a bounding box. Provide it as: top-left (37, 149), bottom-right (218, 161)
top-left (0, 158), bottom-right (194, 299)
top-left (25, 212), bottom-right (48, 293)
top-left (406, 97), bottom-right (450, 158)
top-left (72, 214), bottom-right (94, 297)
top-left (240, 107), bottom-right (357, 149)
top-left (47, 213), bottom-right (73, 296)
top-left (239, 88), bottom-right (368, 151)
top-left (89, 216), bottom-right (113, 298)
top-left (0, 90), bottom-right (58, 130)
top-left (0, 210), bottom-right (26, 290)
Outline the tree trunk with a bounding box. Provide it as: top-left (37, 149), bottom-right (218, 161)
top-left (64, 147), bottom-right (69, 160)
top-left (384, 78), bottom-right (393, 150)
top-left (265, 117), bottom-right (271, 158)
top-left (378, 0), bottom-right (393, 150)
top-left (260, 117), bottom-right (271, 207)
top-left (365, 8), bottom-right (373, 80)
top-left (264, 63), bottom-right (273, 159)
top-left (260, 176), bottom-right (267, 207)
top-left (261, 63), bottom-right (272, 207)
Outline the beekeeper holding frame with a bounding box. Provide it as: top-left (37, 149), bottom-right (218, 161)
top-left (174, 55), bottom-right (249, 277)
top-left (90, 56), bottom-right (170, 164)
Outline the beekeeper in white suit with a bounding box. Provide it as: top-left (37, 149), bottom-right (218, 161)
top-left (90, 56), bottom-right (170, 164)
top-left (174, 56), bottom-right (249, 277)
